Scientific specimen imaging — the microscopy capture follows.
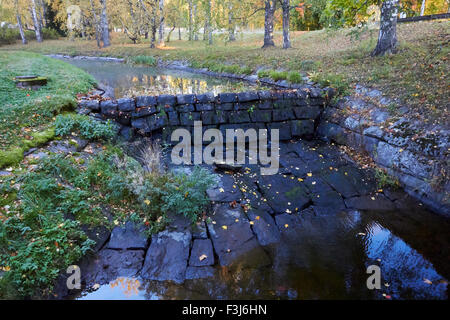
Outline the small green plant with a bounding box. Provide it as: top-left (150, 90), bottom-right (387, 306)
top-left (375, 168), bottom-right (399, 189)
top-left (309, 72), bottom-right (350, 96)
top-left (129, 55), bottom-right (157, 66)
top-left (54, 114), bottom-right (115, 140)
top-left (287, 71), bottom-right (303, 84)
top-left (257, 70), bottom-right (271, 78)
top-left (269, 70), bottom-right (288, 82)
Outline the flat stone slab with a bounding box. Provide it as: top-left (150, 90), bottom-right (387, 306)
top-left (80, 249), bottom-right (145, 286)
top-left (246, 208), bottom-right (280, 246)
top-left (141, 230), bottom-right (191, 284)
top-left (185, 266), bottom-right (216, 280)
top-left (189, 239), bottom-right (215, 267)
top-left (207, 173), bottom-right (243, 202)
top-left (207, 205), bottom-right (270, 267)
top-left (344, 194), bottom-right (397, 211)
top-left (107, 221), bottom-right (148, 250)
top-left (257, 174), bottom-right (311, 214)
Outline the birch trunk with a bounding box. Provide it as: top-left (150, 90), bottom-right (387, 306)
top-left (31, 0), bottom-right (43, 42)
top-left (228, 2), bottom-right (235, 42)
top-left (158, 0), bottom-right (165, 46)
top-left (420, 0), bottom-right (426, 16)
top-left (188, 0), bottom-right (193, 41)
top-left (90, 0), bottom-right (101, 48)
top-left (99, 0), bottom-right (111, 47)
top-left (282, 0), bottom-right (291, 49)
top-left (15, 0), bottom-right (27, 44)
top-left (206, 0), bottom-right (212, 45)
top-left (371, 0), bottom-right (399, 56)
top-left (262, 0), bottom-right (276, 48)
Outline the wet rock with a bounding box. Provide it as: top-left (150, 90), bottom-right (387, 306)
top-left (107, 221), bottom-right (148, 250)
top-left (82, 225), bottom-right (111, 253)
top-left (80, 249), bottom-right (145, 286)
top-left (237, 91), bottom-right (259, 102)
top-left (46, 140), bottom-right (78, 154)
top-left (119, 126), bottom-right (134, 141)
top-left (218, 93), bottom-right (237, 104)
top-left (344, 194), bottom-right (397, 211)
top-left (185, 266), bottom-right (216, 280)
top-left (136, 95), bottom-right (157, 107)
top-left (206, 174), bottom-right (243, 202)
top-left (117, 98), bottom-right (135, 112)
top-left (246, 208), bottom-right (281, 246)
top-left (257, 174), bottom-right (311, 214)
top-left (207, 205), bottom-right (270, 267)
top-left (177, 94), bottom-right (196, 105)
top-left (141, 230), bottom-right (191, 284)
top-left (189, 239), bottom-right (215, 266)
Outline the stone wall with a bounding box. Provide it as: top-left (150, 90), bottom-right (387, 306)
top-left (317, 87), bottom-right (449, 216)
top-left (79, 87), bottom-right (333, 142)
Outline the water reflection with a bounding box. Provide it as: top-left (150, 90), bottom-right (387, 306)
top-left (78, 277), bottom-right (145, 300)
top-left (59, 58), bottom-right (262, 98)
top-left (77, 210), bottom-right (448, 300)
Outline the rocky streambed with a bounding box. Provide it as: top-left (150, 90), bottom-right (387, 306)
top-left (47, 138), bottom-right (449, 300)
top-left (40, 56), bottom-right (448, 300)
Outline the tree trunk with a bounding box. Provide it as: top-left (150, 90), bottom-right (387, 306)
top-left (262, 0), bottom-right (276, 48)
top-left (371, 0), bottom-right (399, 56)
top-left (178, 27), bottom-right (181, 40)
top-left (99, 0), bottom-right (111, 47)
top-left (228, 2), bottom-right (235, 42)
top-left (193, 3), bottom-right (198, 40)
top-left (158, 0), bottom-right (165, 46)
top-left (150, 3), bottom-right (157, 48)
top-left (188, 0), bottom-right (193, 41)
top-left (37, 0), bottom-right (44, 30)
top-left (90, 0), bottom-right (101, 48)
top-left (30, 0), bottom-right (43, 42)
top-left (15, 0), bottom-right (27, 44)
top-left (420, 0), bottom-right (426, 16)
top-left (282, 0), bottom-right (291, 49)
top-left (206, 0), bottom-right (212, 45)
top-left (167, 25), bottom-right (175, 42)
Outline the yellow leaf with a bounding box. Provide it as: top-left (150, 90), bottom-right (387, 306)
top-left (222, 225), bottom-right (228, 230)
top-left (284, 224), bottom-right (289, 228)
top-left (307, 172), bottom-right (312, 177)
top-left (199, 254), bottom-right (207, 261)
top-left (144, 199), bottom-right (151, 205)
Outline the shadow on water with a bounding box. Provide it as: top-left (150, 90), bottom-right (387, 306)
top-left (59, 58), bottom-right (262, 99)
top-left (77, 208), bottom-right (448, 300)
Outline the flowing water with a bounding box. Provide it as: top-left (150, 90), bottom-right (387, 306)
top-left (56, 59), bottom-right (449, 300)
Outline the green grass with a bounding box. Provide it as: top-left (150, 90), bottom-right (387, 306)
top-left (0, 146), bottom-right (215, 298)
top-left (0, 51), bottom-right (95, 168)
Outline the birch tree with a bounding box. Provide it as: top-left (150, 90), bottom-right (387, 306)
top-left (30, 0), bottom-right (43, 42)
top-left (99, 0), bottom-right (110, 47)
top-left (262, 0), bottom-right (276, 48)
top-left (14, 0), bottom-right (27, 44)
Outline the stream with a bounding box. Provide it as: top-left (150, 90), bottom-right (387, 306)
top-left (54, 58), bottom-right (449, 300)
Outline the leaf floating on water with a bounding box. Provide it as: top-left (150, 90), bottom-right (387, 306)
top-left (357, 232), bottom-right (366, 236)
top-left (92, 283), bottom-right (100, 290)
top-left (284, 224), bottom-right (289, 228)
top-left (222, 225), bottom-right (228, 230)
top-left (307, 172), bottom-right (313, 177)
top-left (423, 278), bottom-right (433, 285)
top-left (199, 254), bottom-right (207, 261)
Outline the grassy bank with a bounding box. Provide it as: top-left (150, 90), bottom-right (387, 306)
top-left (2, 21), bottom-right (448, 125)
top-left (0, 51), bottom-right (96, 168)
